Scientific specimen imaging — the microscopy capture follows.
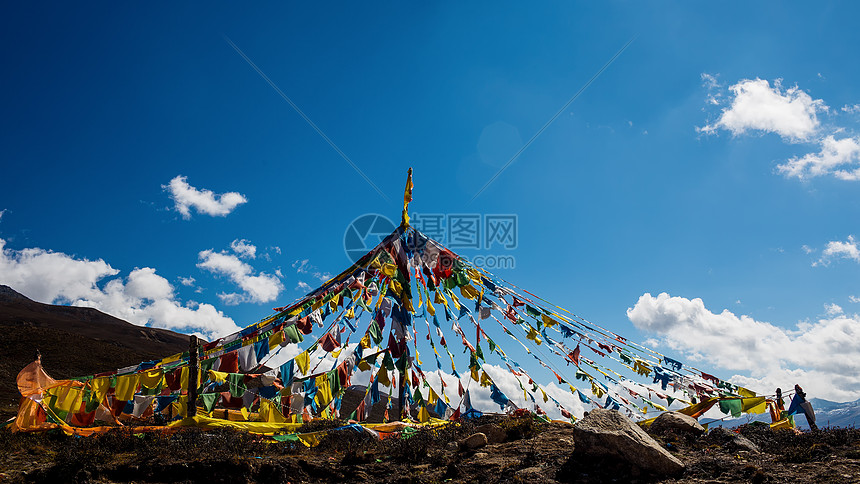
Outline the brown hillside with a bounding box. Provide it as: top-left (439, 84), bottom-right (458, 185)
top-left (0, 285), bottom-right (192, 419)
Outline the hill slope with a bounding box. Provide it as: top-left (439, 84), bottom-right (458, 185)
top-left (0, 285), bottom-right (191, 418)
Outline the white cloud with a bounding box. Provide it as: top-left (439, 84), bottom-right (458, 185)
top-left (293, 259), bottom-right (310, 273)
top-left (163, 175), bottom-right (247, 219)
top-left (197, 248), bottom-right (283, 305)
top-left (699, 78), bottom-right (826, 142)
top-left (850, 295), bottom-right (860, 304)
top-left (0, 238), bottom-right (240, 339)
top-left (825, 303), bottom-right (844, 317)
top-left (777, 135), bottom-right (860, 180)
top-left (178, 276), bottom-right (196, 287)
top-left (295, 281), bottom-right (311, 292)
top-left (230, 239), bottom-right (257, 259)
top-left (701, 73), bottom-right (722, 106)
top-left (0, 238), bottom-right (119, 303)
top-left (292, 259), bottom-right (332, 281)
top-left (802, 245), bottom-right (815, 254)
top-left (814, 236), bottom-right (860, 266)
top-left (0, 209), bottom-right (5, 222)
top-left (842, 104), bottom-right (860, 114)
top-left (628, 292), bottom-right (860, 402)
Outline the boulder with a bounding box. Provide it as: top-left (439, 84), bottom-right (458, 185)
top-left (572, 409), bottom-right (685, 476)
top-left (475, 423), bottom-right (506, 444)
top-left (650, 411), bottom-right (705, 435)
top-left (707, 427), bottom-right (760, 453)
top-left (460, 432), bottom-right (488, 451)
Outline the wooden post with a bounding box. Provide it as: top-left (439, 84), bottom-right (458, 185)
top-left (188, 335), bottom-right (198, 418)
top-left (398, 368), bottom-right (405, 421)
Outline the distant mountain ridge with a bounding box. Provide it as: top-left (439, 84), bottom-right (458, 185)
top-left (0, 284), bottom-right (191, 418)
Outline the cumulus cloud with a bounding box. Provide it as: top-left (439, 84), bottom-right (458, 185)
top-left (163, 175), bottom-right (247, 219)
top-left (777, 135), bottom-right (860, 180)
top-left (813, 236), bottom-right (860, 266)
top-left (628, 292), bottom-right (860, 401)
top-left (699, 78), bottom-right (826, 141)
top-left (699, 75), bottom-right (860, 183)
top-left (0, 238), bottom-right (119, 303)
top-left (230, 239), bottom-right (257, 259)
top-left (197, 245), bottom-right (283, 305)
top-left (0, 238), bottom-right (240, 339)
top-left (295, 281), bottom-right (311, 292)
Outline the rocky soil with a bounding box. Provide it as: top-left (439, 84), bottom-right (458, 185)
top-left (1, 413), bottom-right (859, 483)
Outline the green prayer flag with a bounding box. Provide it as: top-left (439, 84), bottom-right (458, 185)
top-left (201, 393), bottom-right (219, 413)
top-left (719, 398), bottom-right (743, 418)
top-left (227, 373), bottom-right (246, 398)
top-left (284, 324), bottom-right (304, 344)
top-left (369, 320), bottom-right (383, 345)
top-left (382, 352), bottom-right (395, 371)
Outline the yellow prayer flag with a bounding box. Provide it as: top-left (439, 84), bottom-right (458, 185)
top-left (378, 368), bottom-right (391, 387)
top-left (209, 370), bottom-right (228, 384)
top-left (139, 368), bottom-right (164, 390)
top-left (298, 432), bottom-right (323, 447)
top-left (741, 397), bottom-right (767, 414)
top-left (737, 387), bottom-right (757, 398)
top-left (480, 371), bottom-right (492, 388)
top-left (48, 382), bottom-right (84, 414)
top-left (161, 353), bottom-right (181, 366)
top-left (294, 351), bottom-right (310, 375)
top-left (114, 374), bottom-right (140, 401)
top-left (460, 285), bottom-right (479, 300)
top-left (269, 330), bottom-right (285, 349)
top-left (381, 263), bottom-right (397, 277)
top-left (418, 405), bottom-right (430, 423)
top-left (89, 377), bottom-right (111, 407)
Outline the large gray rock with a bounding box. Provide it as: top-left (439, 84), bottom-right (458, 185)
top-left (475, 423), bottom-right (506, 444)
top-left (707, 427), bottom-right (760, 453)
top-left (650, 411), bottom-right (705, 435)
top-left (572, 409), bottom-right (685, 476)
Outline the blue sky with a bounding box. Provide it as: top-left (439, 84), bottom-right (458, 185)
top-left (2, 2), bottom-right (860, 402)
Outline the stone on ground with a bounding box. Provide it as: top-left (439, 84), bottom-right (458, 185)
top-left (650, 411), bottom-right (705, 435)
top-left (460, 432), bottom-right (488, 451)
top-left (707, 427), bottom-right (760, 453)
top-left (475, 423), bottom-right (506, 444)
top-left (572, 408), bottom-right (685, 476)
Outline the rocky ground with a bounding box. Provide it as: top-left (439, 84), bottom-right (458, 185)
top-left (2, 412), bottom-right (860, 483)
